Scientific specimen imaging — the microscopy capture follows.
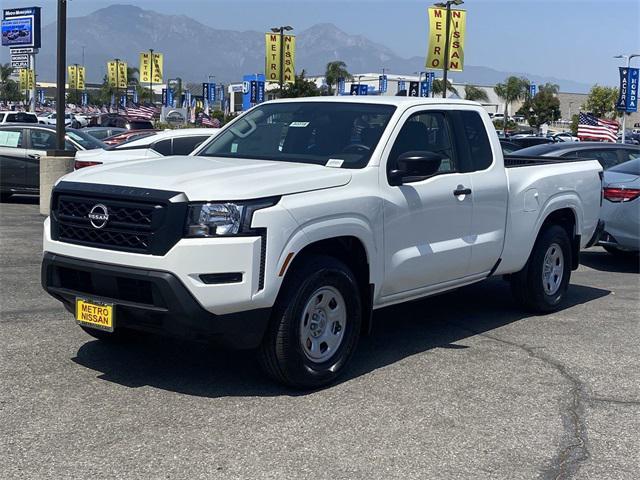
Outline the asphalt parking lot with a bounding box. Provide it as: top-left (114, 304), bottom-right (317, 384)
top-left (1, 198), bottom-right (638, 480)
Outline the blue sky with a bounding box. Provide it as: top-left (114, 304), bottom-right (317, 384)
top-left (5, 0), bottom-right (640, 86)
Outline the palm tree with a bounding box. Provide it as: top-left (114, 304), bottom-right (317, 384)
top-left (0, 63), bottom-right (21, 102)
top-left (324, 61), bottom-right (351, 95)
top-left (494, 76), bottom-right (530, 128)
top-left (464, 84), bottom-right (489, 103)
top-left (432, 79), bottom-right (459, 97)
top-left (538, 82), bottom-right (559, 95)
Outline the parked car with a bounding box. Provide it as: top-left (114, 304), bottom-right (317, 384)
top-left (94, 113), bottom-right (154, 130)
top-left (553, 132), bottom-right (580, 142)
top-left (83, 127), bottom-right (127, 141)
top-left (598, 158), bottom-right (640, 255)
top-left (41, 98), bottom-right (603, 388)
top-left (0, 111), bottom-right (38, 124)
top-left (0, 124), bottom-right (106, 200)
top-left (512, 142), bottom-right (640, 170)
top-left (499, 140), bottom-right (522, 154)
top-left (508, 136), bottom-right (555, 148)
top-left (38, 113), bottom-right (86, 129)
top-left (74, 128), bottom-right (219, 169)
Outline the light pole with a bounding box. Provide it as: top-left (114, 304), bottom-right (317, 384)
top-left (434, 0), bottom-right (463, 99)
top-left (55, 0), bottom-right (67, 151)
top-left (148, 48), bottom-right (154, 105)
top-left (614, 53), bottom-right (640, 144)
top-left (270, 25), bottom-right (293, 95)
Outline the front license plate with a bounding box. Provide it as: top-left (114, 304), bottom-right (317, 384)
top-left (75, 298), bottom-right (114, 332)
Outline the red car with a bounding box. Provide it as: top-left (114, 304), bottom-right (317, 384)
top-left (102, 129), bottom-right (159, 146)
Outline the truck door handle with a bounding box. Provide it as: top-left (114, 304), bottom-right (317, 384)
top-left (453, 187), bottom-right (472, 196)
top-left (28, 154), bottom-right (40, 160)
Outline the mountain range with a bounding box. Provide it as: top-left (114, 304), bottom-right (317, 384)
top-left (1, 4), bottom-right (592, 93)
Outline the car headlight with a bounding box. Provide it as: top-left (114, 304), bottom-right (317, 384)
top-left (185, 198), bottom-right (278, 237)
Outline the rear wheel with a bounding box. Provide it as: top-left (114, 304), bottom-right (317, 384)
top-left (258, 255), bottom-right (362, 389)
top-left (511, 225), bottom-right (572, 313)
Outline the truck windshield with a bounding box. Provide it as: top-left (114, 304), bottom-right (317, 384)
top-left (199, 102), bottom-right (396, 169)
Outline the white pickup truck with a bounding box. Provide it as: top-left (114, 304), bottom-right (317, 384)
top-left (42, 98), bottom-right (603, 388)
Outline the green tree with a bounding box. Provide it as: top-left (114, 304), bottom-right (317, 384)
top-left (583, 85), bottom-right (619, 119)
top-left (279, 70), bottom-right (320, 98)
top-left (494, 76), bottom-right (530, 126)
top-left (0, 63), bottom-right (23, 102)
top-left (570, 114), bottom-right (579, 136)
top-left (463, 84), bottom-right (489, 102)
top-left (324, 61), bottom-right (351, 95)
top-left (432, 78), bottom-right (459, 97)
top-left (538, 82), bottom-right (560, 95)
top-left (518, 90), bottom-right (561, 130)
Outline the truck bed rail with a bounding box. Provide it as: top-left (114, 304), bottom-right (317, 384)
top-left (504, 155), bottom-right (586, 168)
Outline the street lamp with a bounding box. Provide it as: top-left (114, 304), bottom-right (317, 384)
top-left (433, 0), bottom-right (464, 99)
top-left (614, 53), bottom-right (640, 143)
top-left (270, 25), bottom-right (294, 94)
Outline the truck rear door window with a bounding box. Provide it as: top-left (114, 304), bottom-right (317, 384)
top-left (459, 111), bottom-right (493, 171)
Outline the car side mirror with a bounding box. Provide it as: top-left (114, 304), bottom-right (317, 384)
top-left (389, 151), bottom-right (444, 186)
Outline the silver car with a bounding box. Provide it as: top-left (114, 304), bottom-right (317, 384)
top-left (599, 158), bottom-right (640, 255)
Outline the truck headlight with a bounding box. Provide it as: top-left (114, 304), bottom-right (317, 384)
top-left (185, 198), bottom-right (278, 237)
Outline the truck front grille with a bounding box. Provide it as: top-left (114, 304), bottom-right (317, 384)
top-left (50, 183), bottom-right (188, 256)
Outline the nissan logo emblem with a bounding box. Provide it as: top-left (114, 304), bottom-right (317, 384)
top-left (88, 204), bottom-right (109, 229)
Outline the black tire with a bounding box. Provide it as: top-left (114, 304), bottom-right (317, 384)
top-left (511, 225), bottom-right (572, 313)
top-left (258, 255), bottom-right (362, 389)
top-left (603, 245), bottom-right (639, 257)
top-left (0, 192), bottom-right (12, 202)
top-left (79, 325), bottom-right (134, 342)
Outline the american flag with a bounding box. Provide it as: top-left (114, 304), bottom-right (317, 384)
top-left (201, 114), bottom-right (221, 128)
top-left (577, 112), bottom-right (619, 142)
top-left (125, 104), bottom-right (157, 119)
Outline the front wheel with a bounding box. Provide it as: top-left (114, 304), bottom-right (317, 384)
top-left (511, 225), bottom-right (572, 313)
top-left (258, 255), bottom-right (362, 389)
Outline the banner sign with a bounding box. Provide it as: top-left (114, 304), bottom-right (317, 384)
top-left (530, 83), bottom-right (537, 97)
top-left (265, 33), bottom-right (296, 83)
top-left (350, 84), bottom-right (359, 95)
top-left (208, 83), bottom-right (216, 103)
top-left (81, 91), bottom-right (88, 106)
top-left (67, 65), bottom-right (85, 90)
top-left (133, 89), bottom-right (138, 103)
top-left (218, 84), bottom-right (225, 102)
top-left (409, 81), bottom-right (420, 97)
top-left (338, 78), bottom-right (345, 94)
top-left (37, 88), bottom-right (44, 103)
top-left (107, 60), bottom-right (127, 89)
top-left (139, 51), bottom-right (163, 84)
top-left (162, 88), bottom-right (167, 107)
top-left (18, 67), bottom-right (34, 89)
top-left (398, 80), bottom-right (406, 93)
top-left (167, 88), bottom-right (174, 107)
top-left (617, 67), bottom-right (639, 113)
top-left (426, 7), bottom-right (466, 71)
top-left (378, 75), bottom-right (388, 93)
top-left (2, 7), bottom-right (41, 48)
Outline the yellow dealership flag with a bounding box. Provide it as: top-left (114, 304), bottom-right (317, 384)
top-left (139, 52), bottom-right (163, 84)
top-left (426, 7), bottom-right (466, 71)
top-left (265, 33), bottom-right (295, 84)
top-left (67, 65), bottom-right (85, 90)
top-left (107, 60), bottom-right (128, 89)
top-left (19, 68), bottom-right (34, 90)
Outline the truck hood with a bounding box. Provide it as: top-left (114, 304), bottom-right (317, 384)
top-left (61, 155), bottom-right (352, 200)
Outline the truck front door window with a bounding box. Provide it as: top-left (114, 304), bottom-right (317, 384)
top-left (387, 112), bottom-right (456, 177)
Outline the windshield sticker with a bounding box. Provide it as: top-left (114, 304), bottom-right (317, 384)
top-left (289, 121), bottom-right (310, 128)
top-left (326, 159), bottom-right (344, 168)
top-left (231, 143), bottom-right (238, 153)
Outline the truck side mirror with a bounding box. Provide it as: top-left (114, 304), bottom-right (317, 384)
top-left (389, 151), bottom-right (444, 186)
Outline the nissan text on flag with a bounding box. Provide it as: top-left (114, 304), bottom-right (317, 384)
top-left (42, 97), bottom-right (603, 388)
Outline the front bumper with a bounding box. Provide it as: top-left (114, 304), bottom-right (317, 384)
top-left (41, 252), bottom-right (271, 349)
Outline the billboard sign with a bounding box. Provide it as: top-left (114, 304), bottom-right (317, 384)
top-left (10, 52), bottom-right (28, 69)
top-left (2, 7), bottom-right (41, 48)
top-left (426, 7), bottom-right (466, 71)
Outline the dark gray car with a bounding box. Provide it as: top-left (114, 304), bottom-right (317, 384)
top-left (0, 124), bottom-right (105, 200)
top-left (512, 142), bottom-right (640, 170)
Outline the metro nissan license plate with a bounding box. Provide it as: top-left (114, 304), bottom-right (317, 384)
top-left (75, 298), bottom-right (114, 332)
